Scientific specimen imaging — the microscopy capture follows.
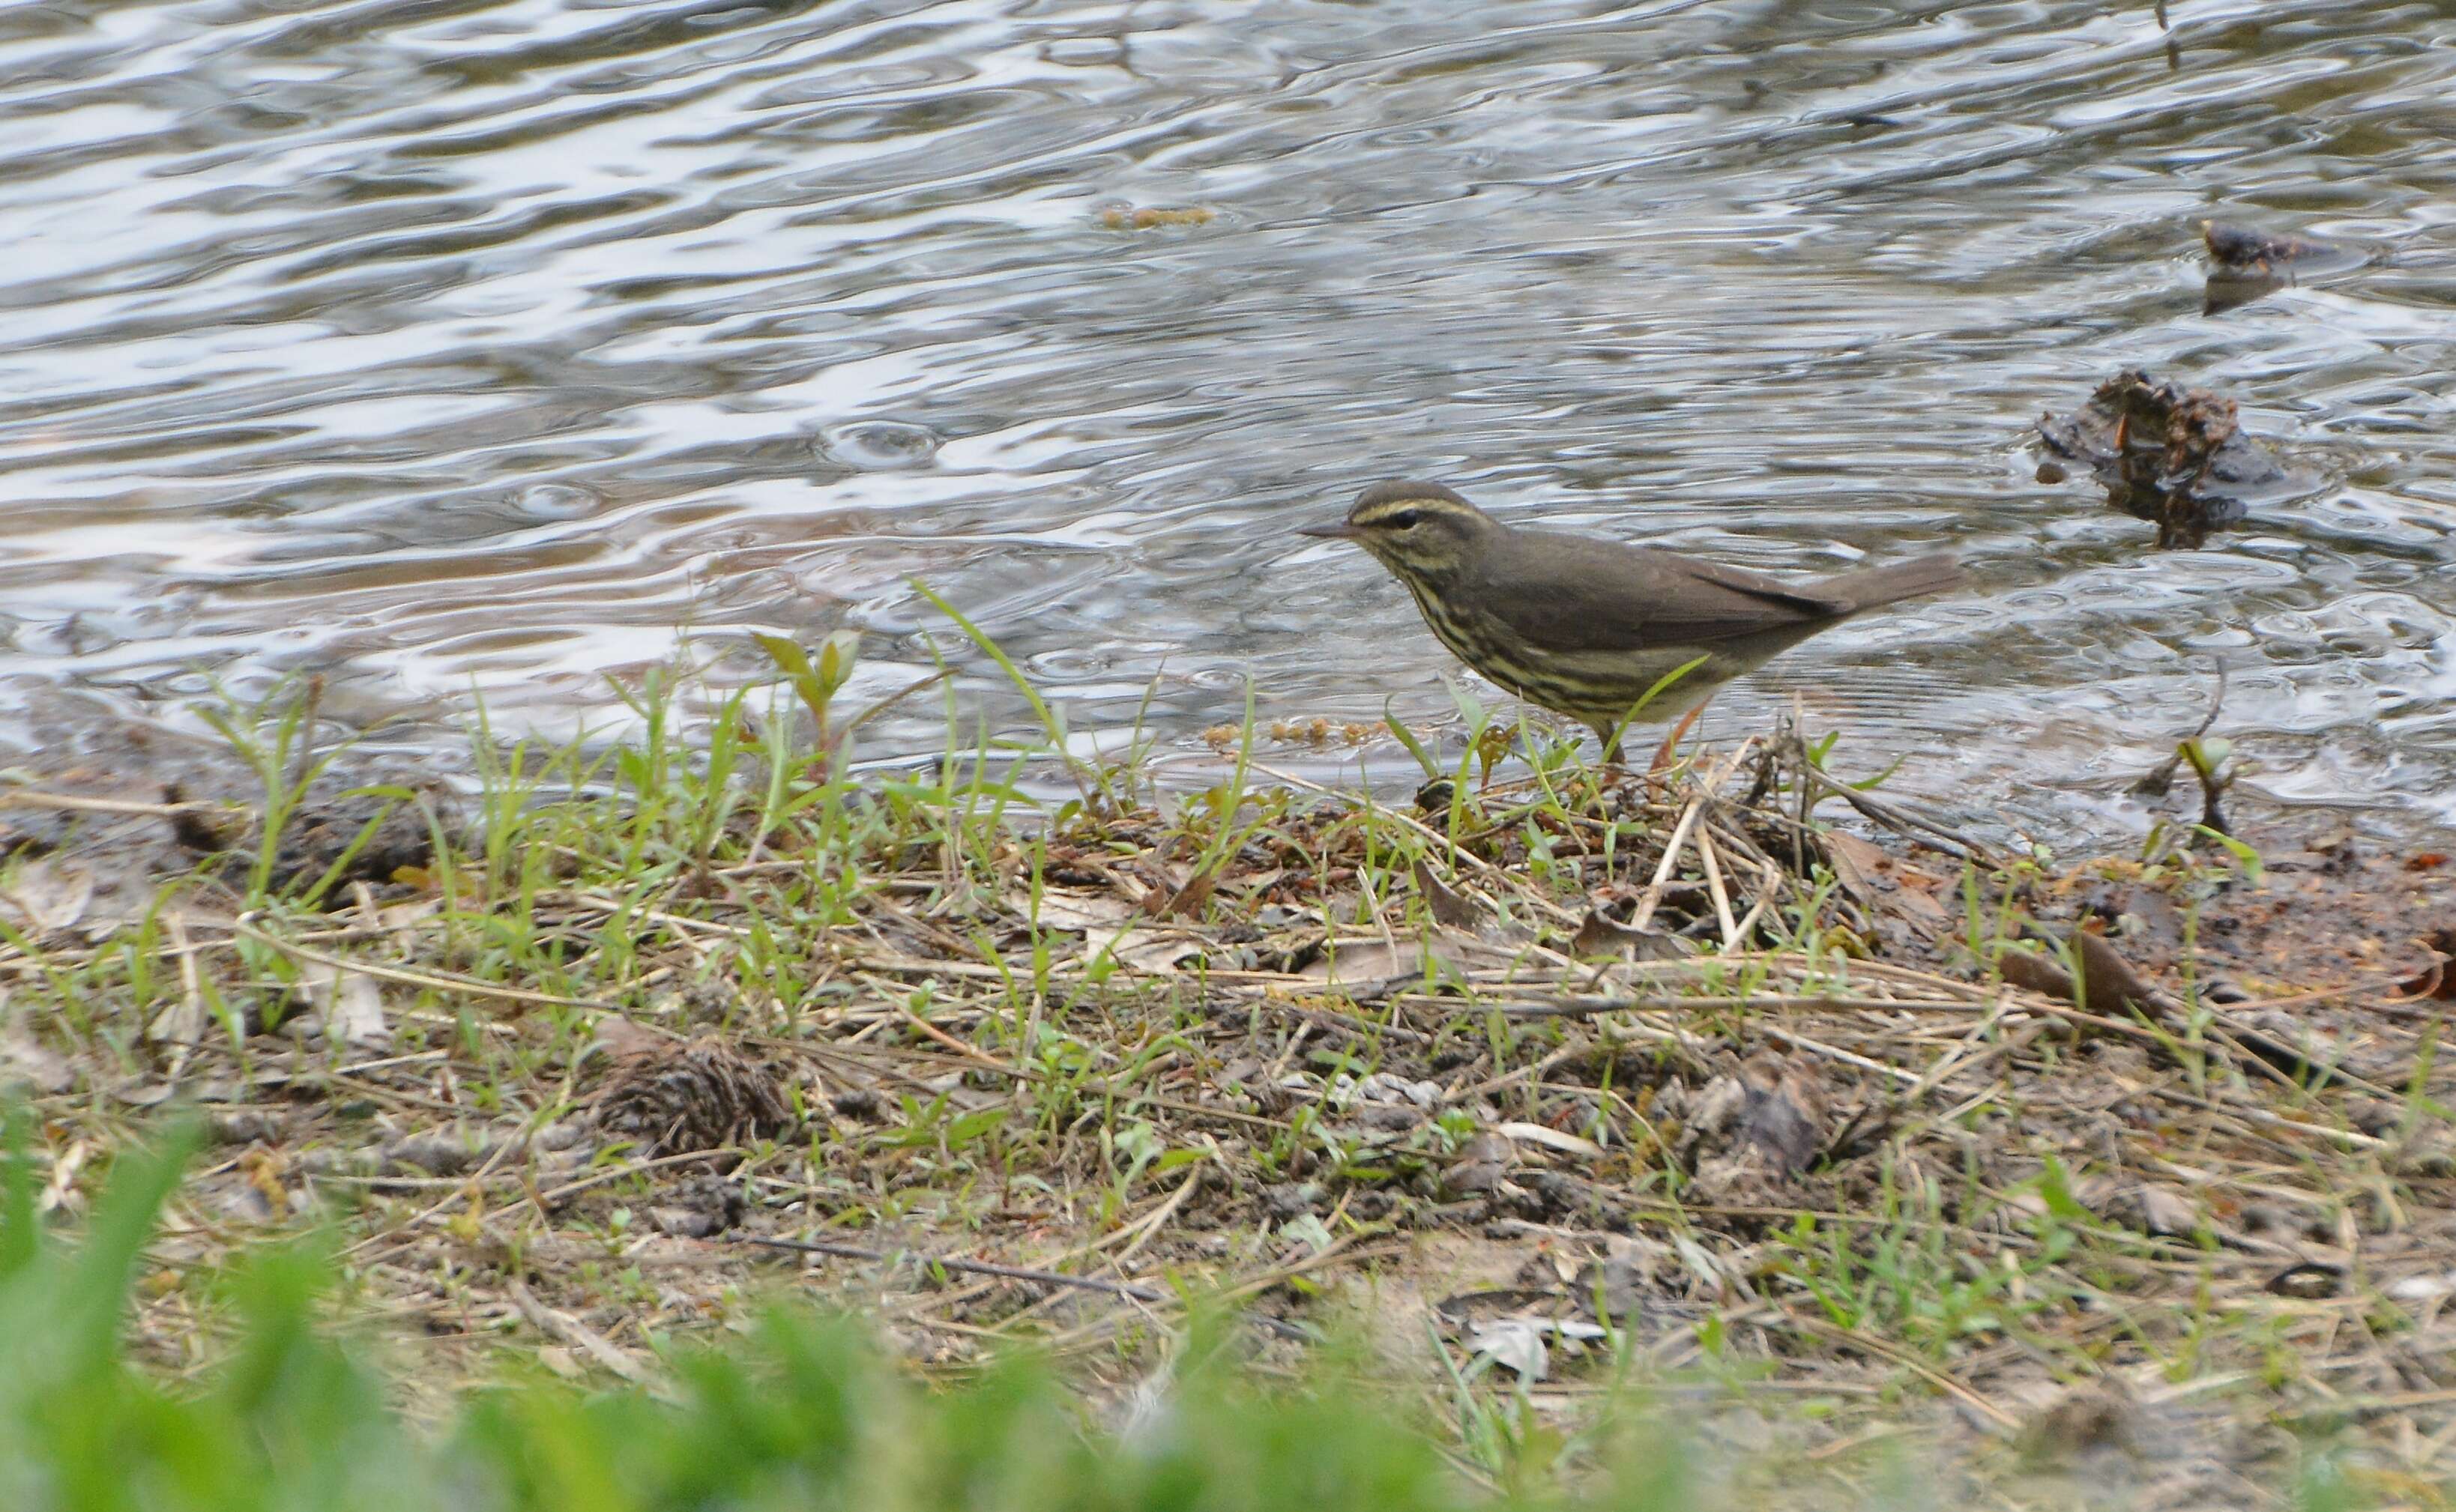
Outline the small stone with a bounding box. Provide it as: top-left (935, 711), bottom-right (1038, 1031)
top-left (208, 1110), bottom-right (284, 1146)
top-left (381, 1134), bottom-right (489, 1176)
top-left (1262, 1182), bottom-right (1324, 1221)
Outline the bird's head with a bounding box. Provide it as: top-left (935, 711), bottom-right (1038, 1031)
top-left (1297, 480), bottom-right (1497, 584)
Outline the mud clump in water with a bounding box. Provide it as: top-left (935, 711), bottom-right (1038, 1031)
top-left (2199, 220), bottom-right (2363, 313)
top-left (2036, 370), bottom-right (2301, 548)
top-left (2201, 220), bottom-right (2342, 274)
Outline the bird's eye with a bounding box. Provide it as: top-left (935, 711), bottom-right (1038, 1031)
top-left (1387, 510), bottom-right (1420, 530)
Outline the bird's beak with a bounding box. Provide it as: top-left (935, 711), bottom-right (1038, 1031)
top-left (1297, 521), bottom-right (1360, 540)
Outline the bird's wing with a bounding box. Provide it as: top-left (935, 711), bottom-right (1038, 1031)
top-left (1476, 539), bottom-right (1850, 654)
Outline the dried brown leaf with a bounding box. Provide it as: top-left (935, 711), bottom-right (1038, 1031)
top-left (1298, 936), bottom-right (1473, 986)
top-left (1411, 857), bottom-right (1488, 930)
top-left (1143, 865), bottom-right (1219, 921)
top-left (1569, 909), bottom-right (1688, 962)
top-left (1818, 830), bottom-right (1887, 904)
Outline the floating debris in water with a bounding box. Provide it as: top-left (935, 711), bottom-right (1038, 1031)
top-left (1097, 204), bottom-right (1216, 231)
top-left (2036, 370), bottom-right (2311, 548)
top-left (2200, 220), bottom-right (2365, 313)
top-left (2202, 220), bottom-right (2342, 273)
top-left (822, 420), bottom-right (941, 471)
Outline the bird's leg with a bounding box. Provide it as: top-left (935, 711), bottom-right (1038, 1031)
top-left (1590, 722), bottom-right (1626, 769)
top-left (1648, 698), bottom-right (1712, 775)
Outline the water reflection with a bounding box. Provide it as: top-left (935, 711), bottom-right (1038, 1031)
top-left (0, 0), bottom-right (2451, 841)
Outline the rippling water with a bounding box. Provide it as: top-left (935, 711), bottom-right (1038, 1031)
top-left (6, 0), bottom-right (2455, 839)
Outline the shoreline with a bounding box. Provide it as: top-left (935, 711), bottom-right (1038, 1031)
top-left (4, 667), bottom-right (2454, 1505)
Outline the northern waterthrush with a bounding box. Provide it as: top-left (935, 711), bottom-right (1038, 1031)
top-left (1300, 480), bottom-right (1963, 761)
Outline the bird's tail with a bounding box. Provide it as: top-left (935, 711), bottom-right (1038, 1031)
top-left (1818, 552), bottom-right (1964, 614)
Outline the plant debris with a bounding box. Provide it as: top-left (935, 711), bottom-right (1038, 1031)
top-left (2036, 370), bottom-right (2309, 547)
top-left (2202, 220), bottom-right (2343, 273)
top-left (1098, 204), bottom-right (1215, 231)
top-left (1671, 1050), bottom-right (1830, 1209)
top-left (594, 1029), bottom-right (797, 1158)
top-left (2200, 220), bottom-right (2365, 313)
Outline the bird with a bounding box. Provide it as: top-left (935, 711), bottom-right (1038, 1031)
top-left (1298, 480), bottom-right (1962, 765)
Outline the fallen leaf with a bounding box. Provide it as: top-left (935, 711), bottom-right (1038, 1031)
top-left (1895, 876), bottom-right (1952, 919)
top-left (1279, 1212), bottom-right (1336, 1254)
top-left (1023, 889), bottom-right (1138, 932)
top-left (1344, 1072), bottom-right (1440, 1109)
top-left (1820, 832), bottom-right (1950, 942)
top-left (145, 995), bottom-right (208, 1048)
top-left (305, 965), bottom-right (390, 1051)
top-left (1080, 924), bottom-right (1208, 975)
top-left (1997, 947), bottom-right (2075, 1001)
top-left (1999, 929), bottom-right (2157, 1015)
top-left (1569, 909), bottom-right (1688, 961)
top-left (2400, 929), bottom-right (2456, 1000)
top-left (1099, 204), bottom-right (1216, 231)
top-left (1819, 830), bottom-right (1887, 904)
top-left (375, 895), bottom-right (446, 938)
top-left (241, 1148), bottom-right (291, 1221)
top-left (1297, 936), bottom-right (1473, 986)
top-left (0, 1030), bottom-right (73, 1094)
top-left (1671, 1235), bottom-right (1730, 1292)
top-left (1470, 1318), bottom-right (1551, 1379)
top-left (1411, 857), bottom-right (1487, 930)
top-left (382, 1134), bottom-right (493, 1177)
top-left (512, 1280), bottom-right (645, 1380)
top-left (1142, 865), bottom-right (1218, 921)
top-left (1678, 1052), bottom-right (1829, 1182)
top-left (0, 859), bottom-right (92, 934)
top-left (1440, 1133), bottom-right (1514, 1198)
top-left (2070, 928), bottom-right (2158, 1013)
top-left (2131, 1182), bottom-right (2199, 1238)
top-left (1496, 1121), bottom-right (1605, 1161)
top-left (1221, 866), bottom-right (1285, 898)
top-left (39, 1137), bottom-right (88, 1214)
top-left (1464, 1316), bottom-right (1608, 1382)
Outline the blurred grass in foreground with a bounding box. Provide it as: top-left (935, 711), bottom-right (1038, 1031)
top-left (0, 1121), bottom-right (1701, 1512)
